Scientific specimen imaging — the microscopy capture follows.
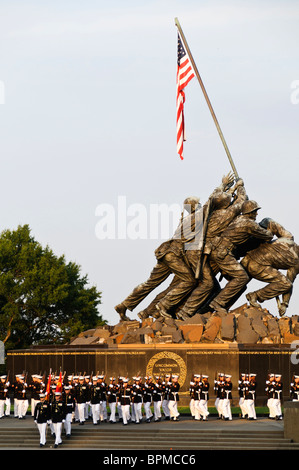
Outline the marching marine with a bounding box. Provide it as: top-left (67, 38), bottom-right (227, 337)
top-left (0, 375), bottom-right (10, 419)
top-left (152, 376), bottom-right (164, 422)
top-left (198, 375), bottom-right (209, 421)
top-left (50, 391), bottom-right (67, 448)
top-left (238, 373), bottom-right (248, 419)
top-left (118, 378), bottom-right (132, 425)
top-left (143, 376), bottom-right (154, 423)
top-left (265, 373), bottom-right (276, 419)
top-left (34, 393), bottom-right (51, 447)
top-left (290, 375), bottom-right (299, 401)
top-left (107, 377), bottom-right (118, 423)
top-left (168, 375), bottom-right (180, 421)
top-left (245, 374), bottom-right (257, 420)
top-left (161, 374), bottom-right (171, 420)
top-left (63, 385), bottom-right (75, 437)
top-left (131, 376), bottom-right (143, 424)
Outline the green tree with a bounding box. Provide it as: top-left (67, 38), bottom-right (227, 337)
top-left (0, 225), bottom-right (104, 349)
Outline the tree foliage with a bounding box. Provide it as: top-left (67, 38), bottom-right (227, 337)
top-left (0, 225), bottom-right (104, 349)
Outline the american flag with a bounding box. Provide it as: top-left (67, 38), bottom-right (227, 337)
top-left (176, 32), bottom-right (195, 160)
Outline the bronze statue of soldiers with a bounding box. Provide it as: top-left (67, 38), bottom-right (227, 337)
top-left (241, 218), bottom-right (299, 316)
top-left (176, 177), bottom-right (247, 319)
top-left (123, 173), bottom-right (237, 321)
top-left (208, 199), bottom-right (273, 314)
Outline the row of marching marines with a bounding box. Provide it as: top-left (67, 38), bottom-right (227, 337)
top-left (0, 371), bottom-right (299, 447)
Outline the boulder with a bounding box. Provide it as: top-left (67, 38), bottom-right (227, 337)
top-left (251, 316), bottom-right (268, 339)
top-left (278, 317), bottom-right (292, 336)
top-left (138, 326), bottom-right (155, 338)
top-left (179, 313), bottom-right (206, 325)
top-left (282, 332), bottom-right (299, 343)
top-left (172, 329), bottom-right (184, 343)
top-left (184, 325), bottom-right (204, 343)
top-left (70, 336), bottom-right (97, 345)
top-left (121, 330), bottom-right (143, 344)
top-left (221, 313), bottom-right (235, 341)
top-left (267, 318), bottom-right (281, 342)
top-left (161, 325), bottom-right (178, 336)
top-left (93, 328), bottom-right (111, 340)
top-left (243, 306), bottom-right (264, 320)
top-left (201, 315), bottom-right (222, 342)
top-left (292, 317), bottom-right (299, 336)
top-left (236, 315), bottom-right (259, 344)
top-left (152, 320), bottom-right (163, 332)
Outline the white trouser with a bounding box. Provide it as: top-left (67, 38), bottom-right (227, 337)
top-left (109, 402), bottom-right (117, 422)
top-left (14, 399), bottom-right (18, 417)
top-left (194, 400), bottom-right (201, 420)
top-left (16, 399), bottom-right (28, 418)
top-left (74, 403), bottom-right (79, 421)
top-left (222, 399), bottom-right (232, 419)
top-left (64, 413), bottom-right (72, 435)
top-left (77, 403), bottom-right (86, 422)
top-left (117, 402), bottom-right (122, 418)
top-left (130, 403), bottom-right (136, 422)
top-left (121, 404), bottom-right (131, 424)
top-left (5, 398), bottom-right (11, 415)
top-left (168, 400), bottom-right (179, 419)
top-left (53, 422), bottom-right (62, 445)
top-left (267, 398), bottom-right (276, 418)
top-left (134, 402), bottom-right (143, 423)
top-left (36, 422), bottom-right (47, 445)
top-left (190, 399), bottom-right (195, 417)
top-left (84, 402), bottom-right (91, 419)
top-left (273, 398), bottom-right (282, 417)
top-left (215, 398), bottom-right (221, 416)
top-left (99, 401), bottom-right (108, 421)
top-left (154, 401), bottom-right (162, 420)
top-left (0, 400), bottom-right (5, 418)
top-left (239, 397), bottom-right (248, 417)
top-left (144, 401), bottom-right (153, 420)
top-left (91, 403), bottom-right (100, 424)
top-left (217, 398), bottom-right (223, 417)
top-left (246, 399), bottom-right (256, 419)
top-left (162, 399), bottom-right (170, 417)
top-left (198, 399), bottom-right (209, 419)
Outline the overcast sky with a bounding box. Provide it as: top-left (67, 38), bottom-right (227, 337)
top-left (0, 0), bottom-right (298, 325)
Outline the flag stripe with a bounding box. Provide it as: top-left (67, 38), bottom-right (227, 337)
top-left (176, 33), bottom-right (195, 160)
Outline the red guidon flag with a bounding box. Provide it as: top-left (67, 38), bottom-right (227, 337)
top-left (176, 32), bottom-right (195, 160)
top-left (56, 371), bottom-right (63, 393)
top-left (46, 372), bottom-right (52, 397)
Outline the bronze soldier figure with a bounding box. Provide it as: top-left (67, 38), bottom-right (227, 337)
top-left (208, 200), bottom-right (273, 314)
top-left (176, 177), bottom-right (247, 319)
top-left (241, 218), bottom-right (299, 315)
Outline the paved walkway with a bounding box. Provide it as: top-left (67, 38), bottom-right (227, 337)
top-left (0, 413), bottom-right (284, 432)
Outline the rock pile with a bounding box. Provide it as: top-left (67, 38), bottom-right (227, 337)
top-left (69, 304), bottom-right (299, 346)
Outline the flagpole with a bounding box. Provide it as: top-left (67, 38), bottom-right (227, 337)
top-left (174, 17), bottom-right (239, 180)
